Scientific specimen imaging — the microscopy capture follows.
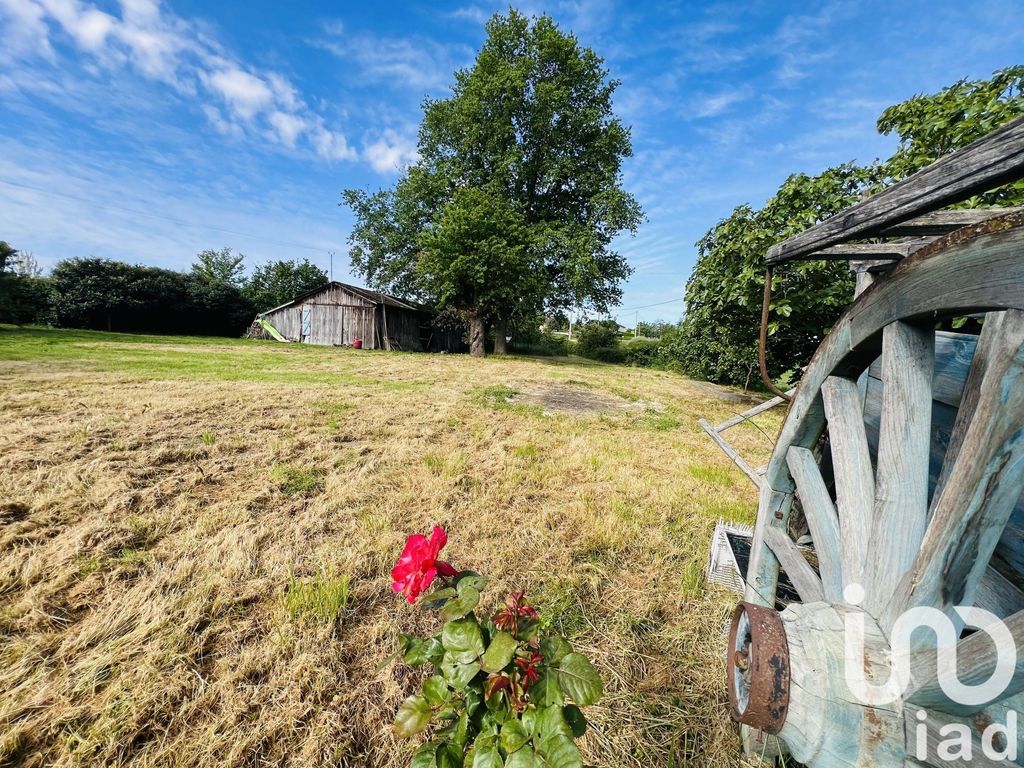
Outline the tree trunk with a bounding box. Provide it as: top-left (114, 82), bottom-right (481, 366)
top-left (493, 317), bottom-right (509, 355)
top-left (469, 312), bottom-right (486, 357)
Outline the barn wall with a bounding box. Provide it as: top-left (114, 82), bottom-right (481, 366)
top-left (260, 283), bottom-right (466, 352)
top-left (263, 306), bottom-right (302, 341)
top-left (262, 286), bottom-right (378, 347)
top-left (377, 305), bottom-right (428, 351)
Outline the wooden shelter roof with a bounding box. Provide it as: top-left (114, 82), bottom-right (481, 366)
top-left (258, 281), bottom-right (432, 317)
top-left (765, 115), bottom-right (1024, 266)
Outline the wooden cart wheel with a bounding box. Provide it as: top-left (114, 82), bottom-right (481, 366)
top-left (727, 212), bottom-right (1024, 766)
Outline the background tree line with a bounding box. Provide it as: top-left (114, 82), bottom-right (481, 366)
top-left (0, 246), bottom-right (328, 336)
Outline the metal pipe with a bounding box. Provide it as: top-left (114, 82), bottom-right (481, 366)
top-left (759, 267), bottom-right (793, 401)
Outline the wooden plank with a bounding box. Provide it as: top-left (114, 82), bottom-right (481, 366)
top-left (786, 446), bottom-right (843, 601)
top-left (698, 418), bottom-right (764, 488)
top-left (745, 484), bottom-right (792, 607)
top-left (906, 608), bottom-right (1024, 716)
top-left (762, 524), bottom-right (825, 604)
top-left (879, 207), bottom-right (1024, 237)
top-left (822, 375), bottom-right (875, 588)
top-left (766, 116), bottom-right (1024, 264)
top-left (795, 240), bottom-right (930, 262)
top-left (884, 310), bottom-right (1024, 632)
top-left (712, 391), bottom-right (792, 432)
top-left (866, 322), bottom-right (934, 615)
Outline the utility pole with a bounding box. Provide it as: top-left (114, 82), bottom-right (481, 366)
top-left (635, 311), bottom-right (639, 338)
top-left (329, 251), bottom-right (334, 282)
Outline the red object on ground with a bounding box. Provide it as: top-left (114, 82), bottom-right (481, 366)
top-left (353, 338), bottom-right (362, 349)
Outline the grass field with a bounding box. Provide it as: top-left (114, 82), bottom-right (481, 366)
top-left (0, 327), bottom-right (780, 767)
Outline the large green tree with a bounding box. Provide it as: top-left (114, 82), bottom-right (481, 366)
top-left (192, 247), bottom-right (245, 286)
top-left (675, 66), bottom-right (1024, 387)
top-left (242, 258), bottom-right (328, 313)
top-left (343, 10), bottom-right (642, 356)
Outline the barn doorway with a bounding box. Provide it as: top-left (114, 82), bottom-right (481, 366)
top-left (300, 306), bottom-right (311, 343)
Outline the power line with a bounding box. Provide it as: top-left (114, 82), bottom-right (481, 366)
top-left (0, 177), bottom-right (339, 254)
top-left (613, 296), bottom-right (684, 312)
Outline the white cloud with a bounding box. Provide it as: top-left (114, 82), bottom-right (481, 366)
top-left (205, 67), bottom-right (273, 119)
top-left (0, 0), bottom-right (55, 59)
top-left (692, 88), bottom-right (747, 119)
top-left (312, 126), bottom-right (356, 161)
top-left (315, 24), bottom-right (469, 93)
top-left (0, 0), bottom-right (367, 165)
top-left (362, 129), bottom-right (419, 174)
top-left (269, 110), bottom-right (307, 147)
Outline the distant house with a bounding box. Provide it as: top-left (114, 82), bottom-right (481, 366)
top-left (252, 282), bottom-right (464, 352)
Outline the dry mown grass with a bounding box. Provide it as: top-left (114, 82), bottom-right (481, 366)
top-left (0, 327), bottom-right (779, 767)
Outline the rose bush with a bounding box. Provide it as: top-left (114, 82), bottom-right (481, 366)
top-left (388, 527), bottom-right (603, 768)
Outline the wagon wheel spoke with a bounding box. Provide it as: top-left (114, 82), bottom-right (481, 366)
top-left (864, 321), bottom-right (934, 616)
top-left (882, 309), bottom-right (1024, 635)
top-left (787, 446), bottom-right (843, 601)
top-left (821, 376), bottom-right (874, 588)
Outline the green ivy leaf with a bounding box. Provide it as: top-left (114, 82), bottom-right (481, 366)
top-left (471, 745), bottom-right (504, 768)
top-left (405, 636), bottom-right (443, 667)
top-left (463, 684), bottom-right (483, 716)
top-left (539, 636), bottom-right (571, 664)
top-left (423, 675), bottom-right (452, 707)
top-left (411, 741), bottom-right (439, 768)
top-left (437, 742), bottom-right (464, 768)
top-left (441, 585), bottom-right (481, 620)
top-left (481, 632), bottom-right (517, 673)
top-left (505, 747), bottom-right (539, 768)
top-left (443, 618), bottom-right (485, 664)
top-left (537, 735), bottom-right (581, 768)
top-left (394, 694), bottom-right (432, 738)
top-left (562, 705), bottom-right (586, 738)
top-left (499, 719), bottom-right (529, 754)
top-left (536, 706), bottom-right (571, 741)
top-left (530, 671), bottom-right (562, 708)
top-left (555, 653), bottom-right (602, 706)
top-left (455, 571), bottom-right (488, 592)
top-left (441, 651), bottom-right (481, 690)
top-left (421, 587), bottom-right (458, 608)
top-left (521, 707), bottom-right (540, 737)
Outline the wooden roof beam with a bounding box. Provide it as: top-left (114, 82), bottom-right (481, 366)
top-left (766, 115), bottom-right (1024, 265)
top-left (794, 240), bottom-right (933, 262)
top-left (877, 206), bottom-right (1024, 236)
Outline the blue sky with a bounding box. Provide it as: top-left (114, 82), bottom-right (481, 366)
top-left (1, 0), bottom-right (1021, 324)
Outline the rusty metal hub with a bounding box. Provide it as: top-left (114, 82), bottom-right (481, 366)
top-left (726, 602), bottom-right (790, 734)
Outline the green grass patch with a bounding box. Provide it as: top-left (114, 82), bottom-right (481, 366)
top-left (640, 413), bottom-right (681, 432)
top-left (271, 464), bottom-right (324, 497)
top-left (686, 463), bottom-right (733, 487)
top-left (284, 570), bottom-right (350, 624)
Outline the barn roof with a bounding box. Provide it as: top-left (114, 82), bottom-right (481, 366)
top-left (258, 281), bottom-right (431, 316)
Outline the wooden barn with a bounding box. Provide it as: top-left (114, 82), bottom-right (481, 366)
top-left (253, 282), bottom-right (464, 352)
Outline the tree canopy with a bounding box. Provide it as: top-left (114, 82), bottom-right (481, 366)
top-left (193, 247), bottom-right (246, 286)
top-left (343, 10), bottom-right (642, 355)
top-left (242, 258), bottom-right (328, 313)
top-left (674, 66), bottom-right (1024, 387)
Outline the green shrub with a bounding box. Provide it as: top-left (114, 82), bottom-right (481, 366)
top-left (575, 321), bottom-right (621, 361)
top-left (508, 332), bottom-right (569, 356)
top-left (623, 338), bottom-right (660, 367)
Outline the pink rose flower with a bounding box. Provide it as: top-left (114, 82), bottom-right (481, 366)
top-left (391, 526), bottom-right (457, 604)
